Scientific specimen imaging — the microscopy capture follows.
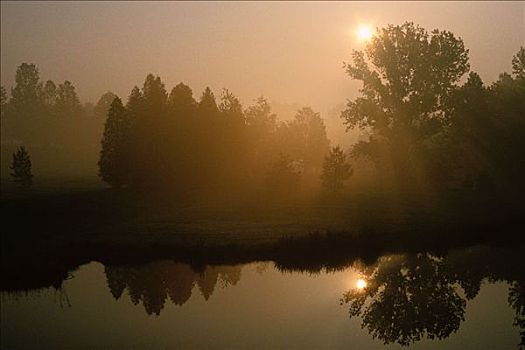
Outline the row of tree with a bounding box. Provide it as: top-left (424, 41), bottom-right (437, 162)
top-left (3, 22), bottom-right (523, 197)
top-left (98, 76), bottom-right (350, 196)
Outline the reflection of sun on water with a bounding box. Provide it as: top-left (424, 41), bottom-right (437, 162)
top-left (356, 278), bottom-right (367, 290)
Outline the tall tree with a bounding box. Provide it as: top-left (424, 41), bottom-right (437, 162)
top-left (280, 107), bottom-right (330, 172)
top-left (9, 63), bottom-right (43, 114)
top-left (341, 22), bottom-right (470, 178)
top-left (142, 74), bottom-right (167, 116)
top-left (98, 97), bottom-right (131, 187)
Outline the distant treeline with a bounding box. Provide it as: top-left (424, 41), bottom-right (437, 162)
top-left (0, 64), bottom-right (114, 178)
top-left (0, 65), bottom-right (335, 196)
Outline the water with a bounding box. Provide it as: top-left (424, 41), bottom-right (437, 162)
top-left (1, 245), bottom-right (523, 349)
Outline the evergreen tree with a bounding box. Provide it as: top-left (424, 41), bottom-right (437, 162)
top-left (98, 97), bottom-right (131, 188)
top-left (321, 146), bottom-right (353, 192)
top-left (10, 146), bottom-right (33, 188)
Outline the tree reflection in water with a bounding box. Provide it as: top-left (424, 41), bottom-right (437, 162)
top-left (341, 246), bottom-right (525, 347)
top-left (104, 262), bottom-right (242, 315)
top-left (342, 254), bottom-right (465, 345)
top-left (508, 281), bottom-right (525, 349)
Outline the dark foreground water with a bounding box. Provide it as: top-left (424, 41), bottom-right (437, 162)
top-left (1, 245), bottom-right (524, 349)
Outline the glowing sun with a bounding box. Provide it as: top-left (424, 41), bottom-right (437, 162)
top-left (357, 25), bottom-right (373, 42)
top-left (356, 278), bottom-right (368, 290)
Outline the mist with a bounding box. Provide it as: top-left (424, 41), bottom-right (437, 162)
top-left (1, 2), bottom-right (524, 350)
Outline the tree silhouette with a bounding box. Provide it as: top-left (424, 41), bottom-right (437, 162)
top-left (278, 107), bottom-right (330, 173)
top-left (98, 97), bottom-right (131, 188)
top-left (10, 146), bottom-right (33, 188)
top-left (342, 22), bottom-right (469, 183)
top-left (508, 281), bottom-right (525, 349)
top-left (321, 146), bottom-right (352, 192)
top-left (342, 254), bottom-right (467, 346)
top-left (9, 63), bottom-right (43, 114)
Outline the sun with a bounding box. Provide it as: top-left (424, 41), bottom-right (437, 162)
top-left (357, 25), bottom-right (373, 42)
top-left (356, 278), bottom-right (368, 290)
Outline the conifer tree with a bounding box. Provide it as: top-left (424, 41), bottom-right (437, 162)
top-left (98, 97), bottom-right (131, 188)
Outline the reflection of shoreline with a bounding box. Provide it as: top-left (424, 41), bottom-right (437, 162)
top-left (2, 226), bottom-right (523, 293)
top-left (2, 244), bottom-right (523, 347)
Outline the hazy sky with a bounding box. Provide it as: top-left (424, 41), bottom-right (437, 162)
top-left (1, 1), bottom-right (524, 114)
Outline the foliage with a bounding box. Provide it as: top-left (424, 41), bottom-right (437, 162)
top-left (341, 22), bottom-right (470, 184)
top-left (10, 146), bottom-right (33, 188)
top-left (342, 254), bottom-right (467, 346)
top-left (512, 46), bottom-right (525, 79)
top-left (277, 107), bottom-right (330, 172)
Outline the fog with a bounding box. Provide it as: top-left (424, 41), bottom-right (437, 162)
top-left (1, 2), bottom-right (523, 113)
top-left (2, 3), bottom-right (525, 349)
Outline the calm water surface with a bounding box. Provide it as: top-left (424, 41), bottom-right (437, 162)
top-left (1, 247), bottom-right (523, 349)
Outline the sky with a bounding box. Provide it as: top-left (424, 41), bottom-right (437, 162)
top-left (1, 1), bottom-right (524, 115)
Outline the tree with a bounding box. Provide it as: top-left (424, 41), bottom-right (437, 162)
top-left (9, 63), bottom-right (43, 113)
top-left (167, 83), bottom-right (197, 117)
top-left (341, 22), bottom-right (470, 176)
top-left (98, 97), bottom-right (131, 187)
top-left (321, 146), bottom-right (353, 192)
top-left (279, 107), bottom-right (330, 172)
top-left (10, 146), bottom-right (33, 188)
